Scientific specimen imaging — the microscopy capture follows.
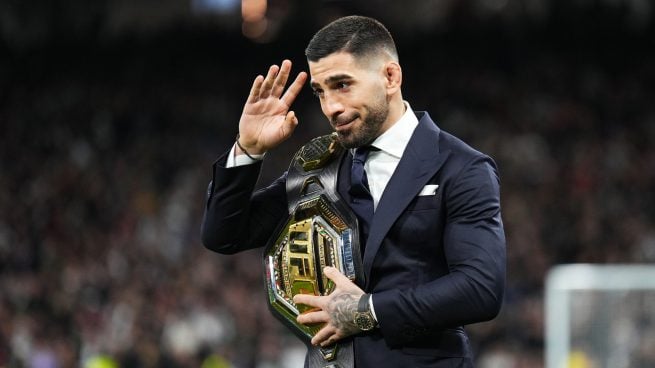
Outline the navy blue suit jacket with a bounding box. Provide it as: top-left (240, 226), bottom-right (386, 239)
top-left (202, 112), bottom-right (506, 367)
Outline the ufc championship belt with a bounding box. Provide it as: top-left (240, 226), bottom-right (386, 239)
top-left (263, 133), bottom-right (364, 368)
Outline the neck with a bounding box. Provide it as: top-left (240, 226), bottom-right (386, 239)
top-left (380, 95), bottom-right (406, 134)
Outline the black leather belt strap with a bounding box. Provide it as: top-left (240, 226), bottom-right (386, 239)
top-left (306, 339), bottom-right (355, 368)
top-left (286, 134), bottom-right (344, 212)
top-left (284, 134), bottom-right (359, 368)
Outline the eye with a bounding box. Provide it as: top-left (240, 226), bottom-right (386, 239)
top-left (336, 82), bottom-right (349, 90)
top-left (312, 89), bottom-right (324, 98)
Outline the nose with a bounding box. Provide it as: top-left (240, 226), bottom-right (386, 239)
top-left (321, 93), bottom-right (345, 120)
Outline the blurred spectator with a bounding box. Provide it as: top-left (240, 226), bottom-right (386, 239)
top-left (1, 7), bottom-right (654, 367)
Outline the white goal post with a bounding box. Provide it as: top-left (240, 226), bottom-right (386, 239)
top-left (546, 264), bottom-right (655, 368)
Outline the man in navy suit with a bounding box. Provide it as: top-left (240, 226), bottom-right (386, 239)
top-left (201, 15), bottom-right (505, 367)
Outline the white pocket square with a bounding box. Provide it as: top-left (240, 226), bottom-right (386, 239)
top-left (418, 184), bottom-right (439, 196)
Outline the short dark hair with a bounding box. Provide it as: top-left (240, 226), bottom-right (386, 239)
top-left (305, 15), bottom-right (398, 62)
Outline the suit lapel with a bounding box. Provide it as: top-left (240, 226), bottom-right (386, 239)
top-left (362, 112), bottom-right (451, 285)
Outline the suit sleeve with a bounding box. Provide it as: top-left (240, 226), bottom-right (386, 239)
top-left (200, 151), bottom-right (289, 254)
top-left (373, 155), bottom-right (506, 347)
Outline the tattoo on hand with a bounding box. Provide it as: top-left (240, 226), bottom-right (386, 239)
top-left (328, 293), bottom-right (360, 336)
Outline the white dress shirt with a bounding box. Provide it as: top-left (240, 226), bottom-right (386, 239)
top-left (360, 101), bottom-right (419, 211)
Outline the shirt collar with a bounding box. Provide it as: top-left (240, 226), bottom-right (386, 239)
top-left (369, 101), bottom-right (418, 159)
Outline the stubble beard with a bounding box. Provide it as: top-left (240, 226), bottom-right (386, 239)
top-left (334, 98), bottom-right (390, 149)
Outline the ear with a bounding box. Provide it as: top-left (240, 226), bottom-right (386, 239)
top-left (383, 61), bottom-right (402, 95)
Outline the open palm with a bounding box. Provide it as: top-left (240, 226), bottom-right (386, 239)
top-left (238, 60), bottom-right (307, 154)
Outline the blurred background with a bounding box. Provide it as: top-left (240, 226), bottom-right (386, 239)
top-left (1, 0), bottom-right (655, 367)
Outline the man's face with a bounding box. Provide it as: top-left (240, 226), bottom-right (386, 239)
top-left (308, 52), bottom-right (392, 149)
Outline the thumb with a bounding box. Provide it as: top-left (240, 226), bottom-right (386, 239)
top-left (283, 110), bottom-right (299, 135)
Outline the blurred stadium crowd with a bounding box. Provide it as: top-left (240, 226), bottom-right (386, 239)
top-left (1, 1), bottom-right (655, 367)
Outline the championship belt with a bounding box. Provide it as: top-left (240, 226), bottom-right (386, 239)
top-left (263, 133), bottom-right (364, 368)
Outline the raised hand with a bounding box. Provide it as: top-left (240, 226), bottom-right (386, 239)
top-left (293, 267), bottom-right (366, 347)
top-left (236, 60), bottom-right (308, 155)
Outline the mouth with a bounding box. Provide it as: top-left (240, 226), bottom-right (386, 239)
top-left (333, 115), bottom-right (359, 131)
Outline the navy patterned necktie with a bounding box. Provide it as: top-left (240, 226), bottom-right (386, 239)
top-left (349, 146), bottom-right (375, 197)
top-left (349, 146), bottom-right (377, 253)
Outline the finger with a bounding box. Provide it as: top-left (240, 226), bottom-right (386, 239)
top-left (287, 110), bottom-right (298, 126)
top-left (293, 293), bottom-right (324, 308)
top-left (281, 71), bottom-right (308, 107)
top-left (311, 325), bottom-right (337, 346)
top-left (246, 75), bottom-right (264, 103)
top-left (259, 64), bottom-right (280, 99)
top-left (280, 111), bottom-right (299, 137)
top-left (323, 266), bottom-right (356, 289)
top-left (321, 336), bottom-right (338, 347)
top-left (271, 60), bottom-right (292, 98)
top-left (297, 309), bottom-right (330, 325)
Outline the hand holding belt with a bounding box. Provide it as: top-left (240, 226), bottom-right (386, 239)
top-left (263, 134), bottom-right (365, 368)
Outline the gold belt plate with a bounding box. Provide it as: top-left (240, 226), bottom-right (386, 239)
top-left (264, 194), bottom-right (357, 341)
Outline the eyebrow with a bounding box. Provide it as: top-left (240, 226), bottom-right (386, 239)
top-left (310, 73), bottom-right (354, 89)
